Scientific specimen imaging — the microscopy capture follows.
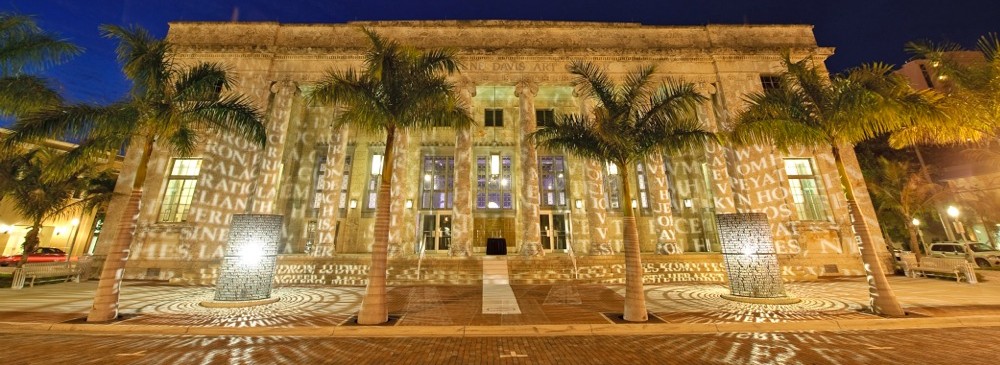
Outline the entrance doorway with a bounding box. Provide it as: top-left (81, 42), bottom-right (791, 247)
top-left (420, 214), bottom-right (452, 252)
top-left (539, 213), bottom-right (568, 251)
top-left (473, 216), bottom-right (516, 252)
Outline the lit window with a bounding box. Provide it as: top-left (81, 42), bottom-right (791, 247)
top-left (539, 156), bottom-right (567, 208)
top-left (421, 156), bottom-right (455, 209)
top-left (536, 109), bottom-right (555, 128)
top-left (365, 153), bottom-right (383, 211)
top-left (310, 145), bottom-right (329, 217)
top-left (339, 155), bottom-right (353, 211)
top-left (158, 158), bottom-right (202, 222)
top-left (635, 162), bottom-right (651, 213)
top-left (484, 109), bottom-right (503, 127)
top-left (476, 154), bottom-right (513, 209)
top-left (784, 158), bottom-right (828, 221)
top-left (605, 162), bottom-right (622, 211)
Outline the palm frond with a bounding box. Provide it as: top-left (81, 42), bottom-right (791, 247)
top-left (100, 24), bottom-right (171, 100)
top-left (568, 61), bottom-right (618, 114)
top-left (0, 13), bottom-right (80, 75)
top-left (183, 94), bottom-right (266, 148)
top-left (977, 33), bottom-right (1000, 62)
top-left (0, 74), bottom-right (61, 117)
top-left (173, 62), bottom-right (229, 102)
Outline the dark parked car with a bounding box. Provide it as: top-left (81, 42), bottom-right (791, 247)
top-left (0, 247), bottom-right (67, 266)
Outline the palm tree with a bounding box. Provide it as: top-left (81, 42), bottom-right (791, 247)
top-left (307, 28), bottom-right (473, 325)
top-left (530, 61), bottom-right (715, 322)
top-left (0, 148), bottom-right (114, 267)
top-left (730, 56), bottom-right (941, 316)
top-left (3, 25), bottom-right (266, 322)
top-left (0, 12), bottom-right (80, 119)
top-left (866, 158), bottom-right (946, 260)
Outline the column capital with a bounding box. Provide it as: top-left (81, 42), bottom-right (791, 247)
top-left (515, 79), bottom-right (538, 98)
top-left (270, 80), bottom-right (299, 95)
top-left (694, 82), bottom-right (717, 96)
top-left (454, 76), bottom-right (478, 97)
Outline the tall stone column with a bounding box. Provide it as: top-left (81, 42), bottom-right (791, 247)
top-left (253, 80), bottom-right (297, 214)
top-left (387, 129), bottom-right (412, 256)
top-left (644, 153), bottom-right (677, 254)
top-left (698, 82), bottom-right (736, 215)
top-left (314, 118), bottom-right (348, 257)
top-left (451, 80), bottom-right (476, 256)
top-left (576, 90), bottom-right (612, 255)
top-left (516, 80), bottom-right (543, 256)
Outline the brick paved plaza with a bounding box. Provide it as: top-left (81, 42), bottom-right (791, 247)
top-left (3, 271), bottom-right (1000, 364)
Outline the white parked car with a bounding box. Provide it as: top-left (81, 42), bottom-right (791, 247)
top-left (927, 242), bottom-right (1000, 268)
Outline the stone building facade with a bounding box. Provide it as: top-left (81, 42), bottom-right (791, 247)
top-left (94, 21), bottom-right (887, 284)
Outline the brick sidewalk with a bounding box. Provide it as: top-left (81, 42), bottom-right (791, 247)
top-left (3, 274), bottom-right (1000, 332)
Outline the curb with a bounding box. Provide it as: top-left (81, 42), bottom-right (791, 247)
top-left (3, 315), bottom-right (1000, 337)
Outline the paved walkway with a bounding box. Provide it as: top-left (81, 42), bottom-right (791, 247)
top-left (481, 257), bottom-right (520, 315)
top-left (2, 273), bottom-right (1000, 336)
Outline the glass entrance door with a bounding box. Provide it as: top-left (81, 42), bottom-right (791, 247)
top-left (421, 214), bottom-right (452, 252)
top-left (539, 213), bottom-right (568, 251)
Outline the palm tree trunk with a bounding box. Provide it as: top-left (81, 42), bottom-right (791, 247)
top-left (832, 146), bottom-right (905, 317)
top-left (87, 136), bottom-right (154, 322)
top-left (619, 166), bottom-right (648, 322)
top-left (357, 125), bottom-right (395, 325)
top-left (17, 223), bottom-right (41, 268)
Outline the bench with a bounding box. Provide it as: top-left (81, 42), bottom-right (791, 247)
top-left (10, 262), bottom-right (82, 289)
top-left (904, 256), bottom-right (976, 283)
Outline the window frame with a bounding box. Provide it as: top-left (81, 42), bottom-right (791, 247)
top-left (783, 158), bottom-right (829, 221)
top-left (538, 156), bottom-right (568, 209)
top-left (158, 158), bottom-right (203, 223)
top-left (420, 155), bottom-right (455, 210)
top-left (535, 109), bottom-right (555, 128)
top-left (484, 108), bottom-right (504, 127)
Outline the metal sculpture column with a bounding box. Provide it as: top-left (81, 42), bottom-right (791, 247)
top-left (716, 213), bottom-right (799, 304)
top-left (202, 214), bottom-right (283, 307)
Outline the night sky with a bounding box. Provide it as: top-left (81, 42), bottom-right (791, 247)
top-left (3, 0), bottom-right (999, 119)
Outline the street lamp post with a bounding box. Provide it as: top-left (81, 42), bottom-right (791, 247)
top-left (66, 217), bottom-right (82, 262)
top-left (947, 205), bottom-right (965, 242)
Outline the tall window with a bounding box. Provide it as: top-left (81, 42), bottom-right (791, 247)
top-left (310, 145), bottom-right (329, 218)
top-left (760, 75), bottom-right (781, 92)
top-left (784, 158), bottom-right (828, 221)
top-left (159, 158), bottom-right (202, 222)
top-left (605, 162), bottom-right (622, 210)
top-left (635, 162), bottom-right (651, 213)
top-left (421, 156), bottom-right (455, 209)
top-left (484, 108), bottom-right (504, 127)
top-left (539, 156), bottom-right (567, 208)
top-left (476, 154), bottom-right (513, 209)
top-left (339, 155), bottom-right (353, 211)
top-left (536, 109), bottom-right (555, 128)
top-left (365, 153), bottom-right (383, 211)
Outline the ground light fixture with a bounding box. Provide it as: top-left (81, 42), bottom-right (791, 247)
top-left (716, 212), bottom-right (800, 304)
top-left (202, 214), bottom-right (283, 308)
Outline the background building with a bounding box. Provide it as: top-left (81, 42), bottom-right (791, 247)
top-left (0, 128), bottom-right (116, 260)
top-left (93, 21), bottom-right (885, 284)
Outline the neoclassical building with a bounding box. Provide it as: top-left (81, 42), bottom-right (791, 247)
top-left (95, 21), bottom-right (888, 285)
